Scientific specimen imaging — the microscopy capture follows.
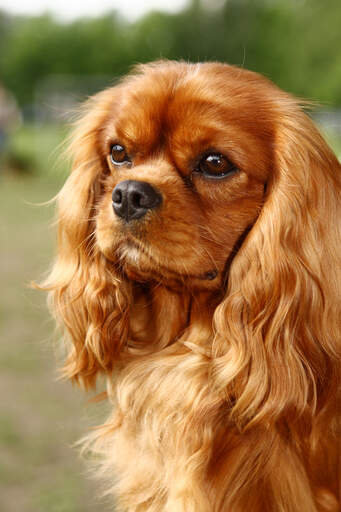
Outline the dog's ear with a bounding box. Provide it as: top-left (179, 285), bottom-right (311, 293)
top-left (212, 101), bottom-right (341, 427)
top-left (41, 89), bottom-right (131, 388)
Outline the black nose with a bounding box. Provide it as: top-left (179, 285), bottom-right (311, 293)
top-left (112, 180), bottom-right (162, 222)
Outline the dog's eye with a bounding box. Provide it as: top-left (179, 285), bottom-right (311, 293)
top-left (110, 144), bottom-right (130, 166)
top-left (198, 153), bottom-right (238, 179)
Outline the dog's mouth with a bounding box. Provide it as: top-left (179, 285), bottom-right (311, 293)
top-left (117, 236), bottom-right (219, 285)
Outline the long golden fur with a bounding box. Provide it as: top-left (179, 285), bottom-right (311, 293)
top-left (42, 61), bottom-right (341, 511)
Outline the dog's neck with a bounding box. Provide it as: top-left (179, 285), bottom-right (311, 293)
top-left (128, 283), bottom-right (220, 353)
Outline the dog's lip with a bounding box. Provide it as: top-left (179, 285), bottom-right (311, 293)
top-left (118, 237), bottom-right (218, 281)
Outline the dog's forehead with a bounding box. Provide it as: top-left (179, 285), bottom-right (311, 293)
top-left (104, 64), bottom-right (276, 156)
top-left (112, 74), bottom-right (224, 145)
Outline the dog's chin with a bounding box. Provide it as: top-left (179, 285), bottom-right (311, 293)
top-left (113, 240), bottom-right (222, 291)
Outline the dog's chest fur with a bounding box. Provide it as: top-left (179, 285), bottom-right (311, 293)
top-left (103, 286), bottom-right (224, 511)
top-left (110, 346), bottom-right (220, 511)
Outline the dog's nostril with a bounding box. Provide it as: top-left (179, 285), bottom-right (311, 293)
top-left (131, 192), bottom-right (143, 209)
top-left (112, 189), bottom-right (122, 204)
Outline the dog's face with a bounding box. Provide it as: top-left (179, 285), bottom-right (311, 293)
top-left (94, 62), bottom-right (275, 290)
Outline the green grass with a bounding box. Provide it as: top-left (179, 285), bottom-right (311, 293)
top-left (0, 157), bottom-right (110, 511)
top-left (323, 129), bottom-right (341, 159)
top-left (4, 122), bottom-right (70, 178)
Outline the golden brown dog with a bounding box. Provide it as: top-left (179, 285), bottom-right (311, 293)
top-left (43, 61), bottom-right (341, 511)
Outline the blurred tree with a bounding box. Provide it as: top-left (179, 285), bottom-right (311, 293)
top-left (0, 0), bottom-right (340, 107)
top-left (0, 13), bottom-right (131, 104)
top-left (0, 10), bottom-right (11, 72)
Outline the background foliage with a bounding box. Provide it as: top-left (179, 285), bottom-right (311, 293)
top-left (1, 0), bottom-right (341, 107)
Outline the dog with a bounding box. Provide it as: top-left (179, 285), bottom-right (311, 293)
top-left (42, 60), bottom-right (341, 511)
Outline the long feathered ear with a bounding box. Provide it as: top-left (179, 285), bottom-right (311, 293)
top-left (212, 100), bottom-right (341, 428)
top-left (40, 88), bottom-right (131, 388)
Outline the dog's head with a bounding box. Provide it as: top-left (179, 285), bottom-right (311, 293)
top-left (93, 61), bottom-right (273, 290)
top-left (45, 61), bottom-right (340, 424)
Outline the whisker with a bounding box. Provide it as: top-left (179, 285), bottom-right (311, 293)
top-left (199, 245), bottom-right (219, 272)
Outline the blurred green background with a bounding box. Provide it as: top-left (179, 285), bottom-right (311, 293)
top-left (1, 0), bottom-right (341, 511)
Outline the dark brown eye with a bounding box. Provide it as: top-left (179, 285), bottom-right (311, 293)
top-left (198, 153), bottom-right (238, 179)
top-left (110, 144), bottom-right (130, 166)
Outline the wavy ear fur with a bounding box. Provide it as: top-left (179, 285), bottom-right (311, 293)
top-left (213, 99), bottom-right (341, 429)
top-left (41, 89), bottom-right (131, 388)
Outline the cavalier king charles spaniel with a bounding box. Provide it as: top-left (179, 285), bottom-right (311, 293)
top-left (42, 61), bottom-right (341, 511)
